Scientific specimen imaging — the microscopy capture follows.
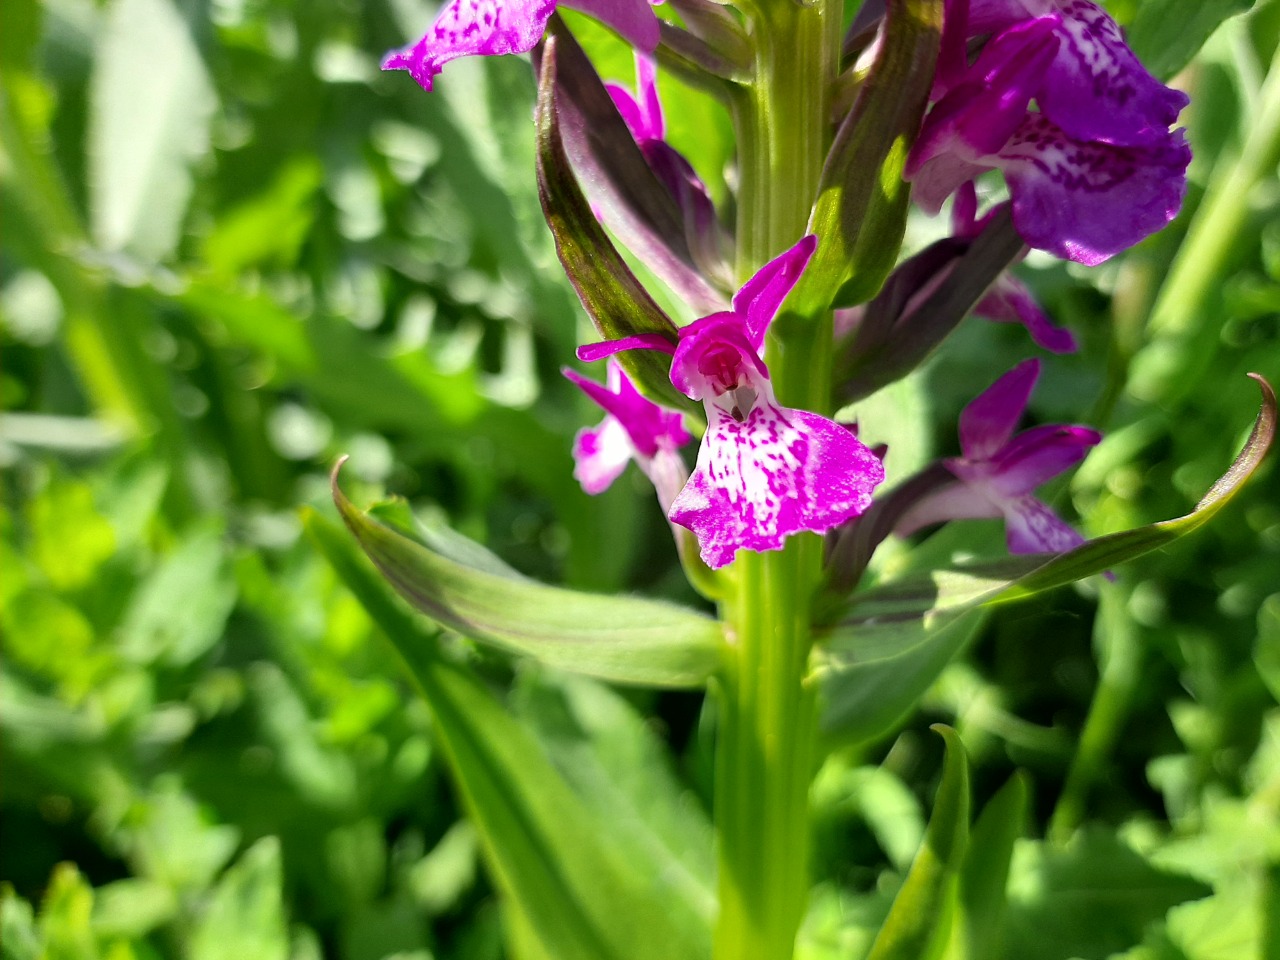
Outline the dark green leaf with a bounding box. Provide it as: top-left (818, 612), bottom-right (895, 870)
top-left (331, 467), bottom-right (724, 688)
top-left (1003, 828), bottom-right (1211, 960)
top-left (954, 772), bottom-right (1028, 960)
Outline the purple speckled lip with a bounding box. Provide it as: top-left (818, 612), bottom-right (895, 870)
top-left (579, 236), bottom-right (886, 569)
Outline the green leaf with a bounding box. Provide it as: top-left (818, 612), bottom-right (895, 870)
top-left (950, 772), bottom-right (1028, 960)
top-left (305, 510), bottom-right (712, 960)
top-left (1002, 828), bottom-right (1210, 960)
top-left (533, 31), bottom-right (695, 414)
top-left (89, 0), bottom-right (216, 261)
top-left (817, 374), bottom-right (1275, 745)
top-left (865, 725), bottom-right (970, 960)
top-left (189, 838), bottom-right (290, 960)
top-left (1126, 0), bottom-right (1259, 81)
top-left (330, 466), bottom-right (725, 689)
top-left (793, 0), bottom-right (943, 311)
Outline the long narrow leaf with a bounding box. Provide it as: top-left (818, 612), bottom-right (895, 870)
top-left (332, 463), bottom-right (725, 688)
top-left (305, 510), bottom-right (711, 960)
top-left (818, 375), bottom-right (1275, 745)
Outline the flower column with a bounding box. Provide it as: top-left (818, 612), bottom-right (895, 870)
top-left (715, 0), bottom-right (842, 956)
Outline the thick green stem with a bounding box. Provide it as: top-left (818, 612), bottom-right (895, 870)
top-left (713, 2), bottom-right (841, 958)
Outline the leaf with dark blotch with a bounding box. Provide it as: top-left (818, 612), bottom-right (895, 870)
top-left (793, 0), bottom-right (943, 313)
top-left (331, 462), bottom-right (725, 688)
top-left (817, 375), bottom-right (1275, 746)
top-left (535, 19), bottom-right (727, 317)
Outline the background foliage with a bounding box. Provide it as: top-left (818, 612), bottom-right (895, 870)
top-left (2, 0), bottom-right (1278, 958)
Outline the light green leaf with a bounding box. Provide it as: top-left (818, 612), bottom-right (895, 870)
top-left (865, 725), bottom-right (970, 960)
top-left (305, 511), bottom-right (712, 960)
top-left (89, 0), bottom-right (216, 261)
top-left (1126, 0), bottom-right (1259, 81)
top-left (189, 838), bottom-right (290, 960)
top-left (818, 375), bottom-right (1275, 745)
top-left (330, 467), bottom-right (725, 689)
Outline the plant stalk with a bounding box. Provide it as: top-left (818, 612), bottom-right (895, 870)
top-left (713, 1), bottom-right (841, 957)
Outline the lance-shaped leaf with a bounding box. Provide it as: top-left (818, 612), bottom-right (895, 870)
top-left (304, 511), bottom-right (712, 960)
top-left (865, 725), bottom-right (970, 960)
top-left (534, 20), bottom-right (727, 316)
top-left (1127, 0), bottom-right (1259, 82)
top-left (331, 463), bottom-right (724, 688)
top-left (793, 0), bottom-right (943, 312)
top-left (837, 208), bottom-right (1026, 405)
top-left (817, 374), bottom-right (1275, 746)
top-left (952, 772), bottom-right (1028, 960)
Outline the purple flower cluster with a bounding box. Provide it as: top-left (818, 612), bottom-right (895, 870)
top-left (380, 0), bottom-right (1188, 572)
top-left (908, 0), bottom-right (1192, 265)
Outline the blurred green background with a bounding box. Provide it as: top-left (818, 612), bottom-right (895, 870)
top-left (2, 0), bottom-right (1278, 957)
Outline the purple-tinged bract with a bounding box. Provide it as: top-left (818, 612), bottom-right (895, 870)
top-left (897, 359), bottom-right (1100, 554)
top-left (383, 0), bottom-right (659, 92)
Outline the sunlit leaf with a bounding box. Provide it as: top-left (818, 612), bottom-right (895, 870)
top-left (305, 510), bottom-right (712, 960)
top-left (330, 465), bottom-right (725, 689)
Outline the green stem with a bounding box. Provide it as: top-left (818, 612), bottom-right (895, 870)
top-left (1134, 38), bottom-right (1280, 403)
top-left (1048, 582), bottom-right (1142, 843)
top-left (713, 2), bottom-right (841, 958)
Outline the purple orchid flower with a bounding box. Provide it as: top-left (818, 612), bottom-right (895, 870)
top-left (953, 183), bottom-right (1077, 353)
top-left (383, 0), bottom-right (659, 92)
top-left (605, 56), bottom-right (727, 281)
top-left (563, 360), bottom-right (691, 508)
top-left (579, 236), bottom-right (886, 569)
top-left (896, 358), bottom-right (1100, 554)
top-left (909, 0), bottom-right (1191, 265)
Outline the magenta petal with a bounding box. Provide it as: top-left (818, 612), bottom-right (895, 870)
top-left (606, 54), bottom-right (664, 142)
top-left (577, 333), bottom-right (677, 364)
top-left (959, 359), bottom-right (1040, 460)
top-left (984, 423), bottom-right (1101, 495)
top-left (997, 116), bottom-right (1191, 265)
top-left (895, 481), bottom-right (1004, 537)
top-left (382, 0), bottom-right (557, 91)
top-left (1036, 1), bottom-right (1190, 146)
top-left (668, 402), bottom-right (885, 569)
top-left (976, 275), bottom-right (1078, 353)
top-left (573, 417), bottom-right (634, 494)
top-left (731, 235), bottom-right (818, 350)
top-left (561, 0), bottom-right (660, 52)
top-left (564, 363), bottom-right (690, 458)
top-left (1001, 494), bottom-right (1086, 554)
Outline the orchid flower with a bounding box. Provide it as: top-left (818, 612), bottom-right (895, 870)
top-left (563, 360), bottom-right (691, 509)
top-left (578, 236), bottom-right (885, 568)
top-left (383, 0), bottom-right (659, 92)
top-left (896, 359), bottom-right (1100, 554)
top-left (953, 183), bottom-right (1077, 353)
top-left (909, 0), bottom-right (1191, 265)
top-left (606, 56), bottom-right (726, 279)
